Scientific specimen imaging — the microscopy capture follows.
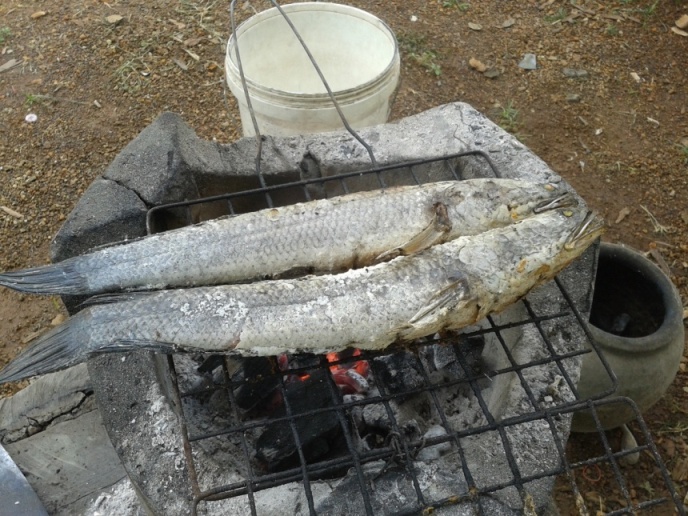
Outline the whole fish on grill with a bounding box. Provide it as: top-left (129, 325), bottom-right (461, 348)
top-left (0, 208), bottom-right (604, 384)
top-left (0, 179), bottom-right (572, 295)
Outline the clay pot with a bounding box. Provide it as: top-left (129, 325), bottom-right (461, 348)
top-left (572, 243), bottom-right (685, 432)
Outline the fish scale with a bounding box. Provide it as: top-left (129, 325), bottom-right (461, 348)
top-left (0, 207), bottom-right (604, 383)
top-left (0, 179), bottom-right (568, 295)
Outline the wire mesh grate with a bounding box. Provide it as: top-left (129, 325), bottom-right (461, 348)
top-left (144, 154), bottom-right (684, 515)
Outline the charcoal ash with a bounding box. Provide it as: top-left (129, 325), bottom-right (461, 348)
top-left (314, 460), bottom-right (518, 516)
top-left (416, 425), bottom-right (453, 462)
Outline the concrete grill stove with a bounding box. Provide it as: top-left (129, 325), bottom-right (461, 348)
top-left (51, 103), bottom-right (681, 515)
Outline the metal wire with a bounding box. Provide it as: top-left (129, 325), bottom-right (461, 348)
top-left (143, 153), bottom-right (683, 515)
top-left (227, 0), bottom-right (378, 184)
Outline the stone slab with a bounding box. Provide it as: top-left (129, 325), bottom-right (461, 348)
top-left (0, 364), bottom-right (91, 444)
top-left (4, 410), bottom-right (126, 514)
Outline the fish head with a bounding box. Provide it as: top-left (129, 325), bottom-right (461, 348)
top-left (563, 210), bottom-right (606, 252)
top-left (490, 181), bottom-right (580, 222)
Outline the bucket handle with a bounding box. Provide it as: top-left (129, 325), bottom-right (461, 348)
top-left (229, 0), bottom-right (379, 184)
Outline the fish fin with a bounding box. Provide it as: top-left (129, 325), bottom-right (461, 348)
top-left (393, 276), bottom-right (473, 341)
top-left (533, 192), bottom-right (578, 213)
top-left (0, 317), bottom-right (86, 384)
top-left (100, 335), bottom-right (241, 355)
top-left (0, 323), bottom-right (189, 385)
top-left (0, 260), bottom-right (88, 295)
top-left (409, 275), bottom-right (469, 326)
top-left (80, 291), bottom-right (158, 308)
top-left (99, 339), bottom-right (183, 354)
top-left (374, 202), bottom-right (453, 263)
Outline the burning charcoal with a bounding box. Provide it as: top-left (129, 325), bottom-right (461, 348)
top-left (279, 352), bottom-right (321, 371)
top-left (326, 349), bottom-right (371, 395)
top-left (373, 351), bottom-right (426, 395)
top-left (255, 370), bottom-right (344, 473)
top-left (331, 368), bottom-right (369, 395)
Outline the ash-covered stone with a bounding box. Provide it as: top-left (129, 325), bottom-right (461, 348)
top-left (416, 425), bottom-right (452, 462)
top-left (422, 335), bottom-right (486, 381)
top-left (372, 350), bottom-right (426, 395)
top-left (315, 461), bottom-right (517, 515)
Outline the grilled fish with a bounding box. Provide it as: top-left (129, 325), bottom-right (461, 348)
top-left (0, 179), bottom-right (571, 295)
top-left (0, 208), bottom-right (604, 384)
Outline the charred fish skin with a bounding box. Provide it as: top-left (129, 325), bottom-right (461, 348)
top-left (0, 179), bottom-right (571, 296)
top-left (0, 208), bottom-right (604, 384)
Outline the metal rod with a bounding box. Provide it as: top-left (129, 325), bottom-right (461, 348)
top-left (267, 1), bottom-right (378, 166)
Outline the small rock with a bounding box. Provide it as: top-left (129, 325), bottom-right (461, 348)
top-left (410, 15), bottom-right (418, 22)
top-left (501, 18), bottom-right (516, 28)
top-left (566, 93), bottom-right (582, 103)
top-left (51, 313), bottom-right (66, 326)
top-left (562, 68), bottom-right (588, 78)
top-left (518, 53), bottom-right (537, 70)
top-left (468, 22), bottom-right (482, 31)
top-left (106, 14), bottom-right (124, 25)
top-left (630, 71), bottom-right (641, 83)
top-left (93, 99), bottom-right (102, 108)
top-left (483, 68), bottom-right (500, 79)
top-left (24, 113), bottom-right (38, 123)
top-left (676, 14), bottom-right (688, 29)
top-left (31, 11), bottom-right (47, 19)
top-left (468, 57), bottom-right (487, 72)
top-left (615, 207), bottom-right (631, 224)
top-left (663, 438), bottom-right (676, 459)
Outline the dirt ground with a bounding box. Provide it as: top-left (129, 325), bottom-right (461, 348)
top-left (0, 0), bottom-right (686, 513)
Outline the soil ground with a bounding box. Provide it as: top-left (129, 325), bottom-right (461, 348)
top-left (0, 0), bottom-right (686, 513)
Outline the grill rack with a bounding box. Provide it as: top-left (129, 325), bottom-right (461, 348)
top-left (145, 153), bottom-right (684, 515)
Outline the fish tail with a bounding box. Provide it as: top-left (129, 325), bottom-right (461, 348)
top-left (0, 316), bottom-right (89, 384)
top-left (0, 260), bottom-right (89, 295)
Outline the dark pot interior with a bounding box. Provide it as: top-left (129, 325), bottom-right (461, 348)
top-left (589, 249), bottom-right (665, 338)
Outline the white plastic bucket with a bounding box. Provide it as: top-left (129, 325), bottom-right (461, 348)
top-left (225, 2), bottom-right (400, 137)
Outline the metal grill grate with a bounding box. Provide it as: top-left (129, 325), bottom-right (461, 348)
top-left (145, 154), bottom-right (684, 515)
